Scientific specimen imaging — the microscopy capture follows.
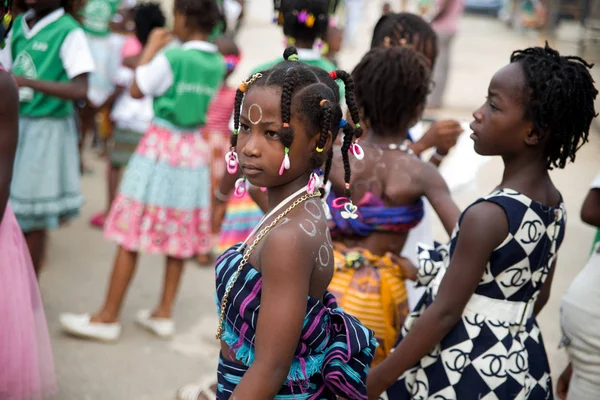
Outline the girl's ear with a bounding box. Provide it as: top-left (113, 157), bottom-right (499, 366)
top-left (525, 128), bottom-right (543, 146)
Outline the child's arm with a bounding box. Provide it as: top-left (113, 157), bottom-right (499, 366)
top-left (367, 202), bottom-right (508, 399)
top-left (0, 71), bottom-right (18, 223)
top-left (410, 120), bottom-right (463, 166)
top-left (231, 225), bottom-right (315, 399)
top-left (581, 186), bottom-right (600, 228)
top-left (14, 28), bottom-right (93, 100)
top-left (15, 73), bottom-right (88, 100)
top-left (130, 28), bottom-right (173, 99)
top-left (420, 161), bottom-right (460, 235)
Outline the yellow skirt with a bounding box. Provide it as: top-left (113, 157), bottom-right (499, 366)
top-left (329, 244), bottom-right (409, 365)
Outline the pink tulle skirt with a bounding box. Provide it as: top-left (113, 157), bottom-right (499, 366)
top-left (0, 204), bottom-right (57, 399)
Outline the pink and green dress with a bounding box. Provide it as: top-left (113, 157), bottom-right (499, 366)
top-left (104, 41), bottom-right (225, 258)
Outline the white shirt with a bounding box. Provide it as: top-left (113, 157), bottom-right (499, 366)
top-left (111, 64), bottom-right (153, 132)
top-left (0, 8), bottom-right (95, 79)
top-left (135, 40), bottom-right (217, 98)
top-left (562, 171), bottom-right (600, 317)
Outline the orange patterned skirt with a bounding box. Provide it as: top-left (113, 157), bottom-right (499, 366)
top-left (329, 244), bottom-right (409, 365)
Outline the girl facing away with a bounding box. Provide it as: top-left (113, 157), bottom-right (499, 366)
top-left (325, 45), bottom-right (459, 366)
top-left (3, 0), bottom-right (95, 275)
top-left (367, 44), bottom-right (598, 400)
top-left (252, 0), bottom-right (338, 79)
top-left (59, 0), bottom-right (225, 342)
top-left (0, 1), bottom-right (57, 396)
top-left (179, 47), bottom-right (377, 400)
top-left (89, 1), bottom-right (166, 228)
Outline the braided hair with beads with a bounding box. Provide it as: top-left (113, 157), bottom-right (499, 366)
top-left (231, 47), bottom-right (362, 204)
top-left (370, 12), bottom-right (438, 67)
top-left (510, 43), bottom-right (598, 170)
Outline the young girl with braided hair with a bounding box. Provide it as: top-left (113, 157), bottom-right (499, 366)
top-left (325, 45), bottom-right (459, 367)
top-left (252, 0), bottom-right (338, 81)
top-left (178, 47), bottom-right (376, 400)
top-left (369, 11), bottom-right (464, 311)
top-left (368, 43), bottom-right (597, 400)
top-left (0, 0), bottom-right (57, 396)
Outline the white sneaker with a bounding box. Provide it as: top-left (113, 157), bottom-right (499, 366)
top-left (59, 313), bottom-right (121, 342)
top-left (135, 309), bottom-right (175, 338)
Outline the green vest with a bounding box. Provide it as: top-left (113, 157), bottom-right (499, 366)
top-left (80, 0), bottom-right (121, 36)
top-left (153, 46), bottom-right (225, 128)
top-left (251, 56), bottom-right (345, 100)
top-left (11, 13), bottom-right (80, 118)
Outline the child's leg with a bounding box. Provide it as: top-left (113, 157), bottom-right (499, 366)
top-left (24, 230), bottom-right (47, 277)
top-left (91, 246), bottom-right (138, 323)
top-left (107, 164), bottom-right (121, 214)
top-left (78, 104), bottom-right (96, 172)
top-left (152, 256), bottom-right (185, 319)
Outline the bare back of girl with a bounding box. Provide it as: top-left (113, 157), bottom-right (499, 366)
top-left (328, 46), bottom-right (458, 258)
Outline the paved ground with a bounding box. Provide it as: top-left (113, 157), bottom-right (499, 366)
top-left (40, 2), bottom-right (600, 398)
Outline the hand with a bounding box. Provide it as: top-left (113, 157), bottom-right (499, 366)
top-left (146, 28), bottom-right (174, 51)
top-left (387, 253), bottom-right (418, 281)
top-left (557, 363), bottom-right (573, 400)
top-left (423, 120), bottom-right (463, 155)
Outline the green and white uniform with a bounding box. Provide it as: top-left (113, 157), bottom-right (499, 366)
top-left (103, 41), bottom-right (226, 258)
top-left (7, 8), bottom-right (95, 232)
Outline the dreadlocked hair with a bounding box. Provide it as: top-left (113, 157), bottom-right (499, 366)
top-left (281, 0), bottom-right (331, 43)
top-left (511, 43), bottom-right (598, 169)
top-left (174, 0), bottom-right (221, 34)
top-left (231, 47), bottom-right (361, 198)
top-left (371, 12), bottom-right (438, 67)
top-left (353, 46), bottom-right (430, 137)
top-left (134, 2), bottom-right (166, 46)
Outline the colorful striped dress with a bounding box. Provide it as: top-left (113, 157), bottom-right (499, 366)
top-left (215, 243), bottom-right (377, 399)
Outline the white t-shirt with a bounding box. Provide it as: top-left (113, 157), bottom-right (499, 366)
top-left (562, 171), bottom-right (600, 317)
top-left (135, 39), bottom-right (211, 98)
top-left (0, 8), bottom-right (95, 79)
top-left (110, 64), bottom-right (154, 132)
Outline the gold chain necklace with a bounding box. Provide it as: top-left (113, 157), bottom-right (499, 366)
top-left (216, 191), bottom-right (321, 340)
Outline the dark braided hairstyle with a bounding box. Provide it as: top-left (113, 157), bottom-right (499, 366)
top-left (353, 46), bottom-right (430, 137)
top-left (231, 47), bottom-right (362, 198)
top-left (280, 0), bottom-right (331, 43)
top-left (370, 12), bottom-right (438, 67)
top-left (510, 43), bottom-right (598, 169)
top-left (174, 0), bottom-right (221, 34)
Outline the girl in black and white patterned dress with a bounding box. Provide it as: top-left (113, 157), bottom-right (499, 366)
top-left (366, 44), bottom-right (598, 400)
